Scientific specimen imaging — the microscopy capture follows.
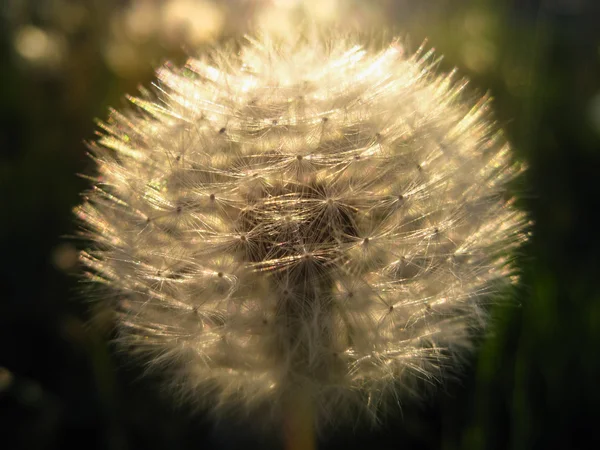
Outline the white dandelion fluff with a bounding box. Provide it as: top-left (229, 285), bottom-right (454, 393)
top-left (75, 32), bottom-right (528, 429)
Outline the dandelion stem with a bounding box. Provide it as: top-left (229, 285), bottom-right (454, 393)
top-left (284, 390), bottom-right (316, 450)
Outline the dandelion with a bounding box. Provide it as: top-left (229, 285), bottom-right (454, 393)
top-left (75, 32), bottom-right (528, 437)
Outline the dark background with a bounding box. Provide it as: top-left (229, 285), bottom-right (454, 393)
top-left (1, 1), bottom-right (600, 449)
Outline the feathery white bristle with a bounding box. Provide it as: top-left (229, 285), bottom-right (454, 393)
top-left (76, 32), bottom-right (529, 429)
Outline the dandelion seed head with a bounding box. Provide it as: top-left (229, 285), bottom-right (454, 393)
top-left (76, 31), bottom-right (529, 429)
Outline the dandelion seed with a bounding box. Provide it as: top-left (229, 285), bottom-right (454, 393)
top-left (76, 32), bottom-right (529, 433)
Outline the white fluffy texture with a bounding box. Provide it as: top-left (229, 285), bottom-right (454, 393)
top-left (76, 34), bottom-right (528, 426)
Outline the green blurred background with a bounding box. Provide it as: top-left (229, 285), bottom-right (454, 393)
top-left (1, 1), bottom-right (599, 449)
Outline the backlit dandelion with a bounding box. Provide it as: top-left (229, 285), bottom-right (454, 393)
top-left (75, 32), bottom-right (529, 434)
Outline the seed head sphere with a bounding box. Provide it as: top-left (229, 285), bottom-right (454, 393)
top-left (76, 33), bottom-right (528, 427)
